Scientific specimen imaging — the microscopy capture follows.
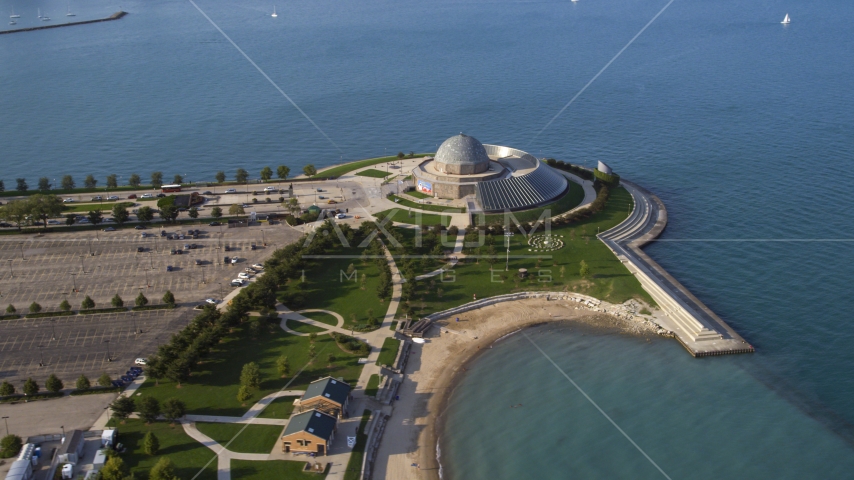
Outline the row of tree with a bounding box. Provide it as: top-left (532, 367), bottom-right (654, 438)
top-left (0, 372), bottom-right (115, 396)
top-left (5, 291), bottom-right (175, 316)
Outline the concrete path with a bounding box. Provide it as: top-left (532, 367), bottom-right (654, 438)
top-left (553, 169), bottom-right (597, 216)
top-left (278, 308), bottom-right (351, 337)
top-left (414, 234), bottom-right (464, 281)
top-left (91, 375), bottom-right (147, 429)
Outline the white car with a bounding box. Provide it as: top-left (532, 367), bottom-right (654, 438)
top-left (134, 358), bottom-right (147, 365)
top-left (225, 188), bottom-right (237, 193)
top-left (63, 198), bottom-right (75, 203)
top-left (141, 193), bottom-right (154, 199)
top-left (230, 279), bottom-right (245, 286)
top-left (336, 213), bottom-right (346, 219)
top-left (91, 196), bottom-right (103, 201)
top-left (108, 195), bottom-right (119, 200)
top-left (231, 256), bottom-right (239, 264)
top-left (263, 186), bottom-right (277, 192)
top-left (238, 272), bottom-right (250, 279)
top-left (205, 298), bottom-right (218, 305)
top-left (251, 263), bottom-right (263, 270)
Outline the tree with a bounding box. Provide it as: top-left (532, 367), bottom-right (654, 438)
top-left (84, 174), bottom-right (97, 188)
top-left (0, 435), bottom-right (23, 459)
top-left (106, 174), bottom-right (118, 189)
top-left (59, 299), bottom-right (71, 312)
top-left (45, 374), bottom-right (63, 393)
top-left (397, 151), bottom-right (405, 159)
top-left (60, 175), bottom-right (74, 190)
top-left (87, 210), bottom-right (103, 225)
top-left (260, 166), bottom-right (273, 182)
top-left (0, 180), bottom-right (3, 192)
top-left (235, 168), bottom-right (249, 183)
top-left (136, 206), bottom-right (154, 223)
top-left (159, 204), bottom-right (179, 223)
top-left (173, 174), bottom-right (183, 184)
top-left (309, 332), bottom-right (317, 344)
top-left (128, 173), bottom-right (141, 187)
top-left (211, 206), bottom-right (223, 219)
top-left (81, 295), bottom-right (95, 310)
top-left (5, 305), bottom-right (14, 314)
top-left (65, 213), bottom-right (76, 226)
top-left (28, 194), bottom-right (64, 230)
top-left (303, 164), bottom-right (317, 177)
top-left (151, 172), bottom-right (163, 189)
top-left (138, 396), bottom-right (161, 423)
top-left (15, 178), bottom-right (27, 192)
top-left (579, 260), bottom-right (591, 278)
top-left (110, 396), bottom-right (135, 421)
top-left (308, 344), bottom-right (317, 358)
top-left (38, 177), bottom-right (51, 190)
top-left (276, 355), bottom-right (290, 378)
top-left (236, 385), bottom-right (252, 404)
top-left (162, 398), bottom-right (186, 423)
top-left (277, 165), bottom-right (290, 180)
top-left (29, 302), bottom-right (42, 314)
top-left (98, 372), bottom-right (112, 387)
top-left (99, 456), bottom-right (129, 480)
top-left (143, 431), bottom-right (160, 455)
top-left (149, 457), bottom-right (180, 480)
top-left (0, 199), bottom-right (29, 230)
top-left (111, 294), bottom-right (124, 308)
top-left (240, 362), bottom-right (261, 391)
top-left (23, 378), bottom-right (39, 396)
top-left (76, 374), bottom-right (91, 391)
top-left (327, 353), bottom-right (335, 365)
top-left (229, 204), bottom-right (245, 217)
top-left (0, 381), bottom-right (15, 396)
top-left (135, 292), bottom-right (149, 307)
top-left (112, 204), bottom-right (129, 225)
top-left (215, 171), bottom-right (226, 183)
top-left (188, 206), bottom-right (199, 219)
top-left (162, 290), bottom-right (175, 307)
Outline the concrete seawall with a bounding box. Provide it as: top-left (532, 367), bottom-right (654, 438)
top-left (0, 11), bottom-right (126, 35)
top-left (598, 180), bottom-right (754, 357)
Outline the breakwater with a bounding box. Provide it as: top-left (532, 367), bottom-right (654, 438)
top-left (0, 11), bottom-right (126, 35)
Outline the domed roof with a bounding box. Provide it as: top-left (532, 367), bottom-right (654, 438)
top-left (435, 134), bottom-right (490, 167)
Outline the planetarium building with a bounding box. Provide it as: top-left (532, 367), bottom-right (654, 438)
top-left (410, 134), bottom-right (568, 212)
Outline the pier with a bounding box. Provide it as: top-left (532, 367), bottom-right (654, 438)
top-left (0, 11), bottom-right (126, 35)
top-left (598, 180), bottom-right (754, 357)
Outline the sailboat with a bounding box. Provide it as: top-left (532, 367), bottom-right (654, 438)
top-left (9, 19), bottom-right (16, 25)
top-left (10, 8), bottom-right (20, 18)
top-left (271, 5), bottom-right (277, 17)
top-left (37, 8), bottom-right (42, 18)
top-left (67, 6), bottom-right (75, 17)
top-left (781, 13), bottom-right (790, 24)
top-left (41, 9), bottom-right (51, 21)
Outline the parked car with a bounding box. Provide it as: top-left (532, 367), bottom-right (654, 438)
top-left (127, 194), bottom-right (137, 199)
top-left (230, 279), bottom-right (245, 287)
top-left (156, 193), bottom-right (166, 198)
top-left (205, 298), bottom-right (218, 305)
top-left (137, 246), bottom-right (145, 252)
top-left (264, 186), bottom-right (277, 192)
top-left (130, 366), bottom-right (143, 374)
top-left (126, 370), bottom-right (139, 378)
top-left (316, 188), bottom-right (323, 192)
top-left (202, 191), bottom-right (213, 195)
top-left (231, 256), bottom-right (239, 264)
top-left (224, 245), bottom-right (230, 252)
top-left (77, 218), bottom-right (90, 224)
top-left (134, 358), bottom-right (148, 365)
top-left (238, 272), bottom-right (250, 280)
top-left (183, 244), bottom-right (191, 251)
top-left (141, 193), bottom-right (153, 199)
top-left (194, 259), bottom-right (203, 265)
top-left (225, 188), bottom-right (237, 193)
top-left (245, 268), bottom-right (257, 274)
top-left (328, 200), bottom-right (337, 204)
top-left (224, 256), bottom-right (230, 264)
top-left (336, 213), bottom-right (346, 219)
top-left (134, 225), bottom-right (147, 230)
top-left (209, 221), bottom-right (221, 226)
top-left (63, 198), bottom-right (75, 203)
top-left (318, 196), bottom-right (326, 200)
top-left (121, 375), bottom-right (134, 383)
top-left (48, 220), bottom-right (61, 225)
top-left (250, 244), bottom-right (256, 251)
top-left (103, 227), bottom-right (116, 232)
top-left (166, 265), bottom-right (173, 272)
top-left (111, 380), bottom-right (125, 388)
top-left (251, 263), bottom-right (264, 270)
top-left (108, 195), bottom-right (119, 201)
top-left (91, 196), bottom-right (103, 201)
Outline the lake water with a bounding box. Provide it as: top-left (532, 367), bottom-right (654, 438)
top-left (3, 0), bottom-right (854, 477)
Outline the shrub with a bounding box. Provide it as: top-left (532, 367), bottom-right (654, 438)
top-left (29, 302), bottom-right (42, 314)
top-left (240, 362), bottom-right (261, 390)
top-left (23, 378), bottom-right (39, 396)
top-left (76, 375), bottom-right (91, 391)
top-left (237, 385), bottom-right (252, 404)
top-left (81, 296), bottom-right (95, 310)
top-left (149, 457), bottom-right (178, 480)
top-left (0, 435), bottom-right (22, 459)
top-left (111, 294), bottom-right (124, 308)
top-left (5, 305), bottom-right (14, 314)
top-left (0, 381), bottom-right (14, 396)
top-left (143, 431), bottom-right (160, 455)
top-left (162, 290), bottom-right (175, 307)
top-left (135, 292), bottom-right (149, 307)
top-left (59, 299), bottom-right (71, 312)
top-left (45, 374), bottom-right (64, 393)
top-left (98, 372), bottom-right (112, 387)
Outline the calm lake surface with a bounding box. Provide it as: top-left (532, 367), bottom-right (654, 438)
top-left (3, 0), bottom-right (854, 477)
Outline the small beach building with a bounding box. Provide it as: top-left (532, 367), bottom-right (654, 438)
top-left (281, 410), bottom-right (337, 456)
top-left (297, 377), bottom-right (351, 418)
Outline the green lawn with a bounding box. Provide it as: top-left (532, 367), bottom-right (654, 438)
top-left (376, 338), bottom-right (401, 367)
top-left (195, 423), bottom-right (283, 454)
top-left (481, 181), bottom-right (585, 224)
top-left (231, 459), bottom-right (327, 479)
top-left (406, 190), bottom-right (431, 199)
top-left (388, 195), bottom-right (465, 213)
top-left (258, 396), bottom-right (298, 419)
top-left (300, 311), bottom-right (340, 327)
top-left (109, 419), bottom-right (217, 480)
top-left (136, 325), bottom-right (366, 417)
top-left (311, 154), bottom-right (432, 179)
top-left (343, 411), bottom-right (372, 480)
top-left (355, 169), bottom-right (392, 178)
top-left (365, 374), bottom-right (380, 397)
top-left (286, 319), bottom-right (329, 334)
top-left (401, 187), bottom-right (653, 318)
top-left (278, 247), bottom-right (388, 330)
top-left (375, 208), bottom-right (451, 227)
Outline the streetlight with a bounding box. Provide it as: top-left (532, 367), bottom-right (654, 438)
top-left (51, 319), bottom-right (57, 341)
top-left (60, 425), bottom-right (65, 439)
top-left (504, 232), bottom-right (514, 271)
top-left (80, 255), bottom-right (86, 273)
top-left (131, 313), bottom-right (139, 335)
top-left (71, 273), bottom-right (77, 292)
top-left (6, 259), bottom-right (12, 279)
top-left (19, 243), bottom-right (24, 260)
top-left (1, 416), bottom-right (8, 436)
top-left (38, 345), bottom-right (45, 367)
top-left (218, 282), bottom-right (223, 300)
top-left (104, 340), bottom-right (111, 362)
top-left (261, 229), bottom-right (266, 246)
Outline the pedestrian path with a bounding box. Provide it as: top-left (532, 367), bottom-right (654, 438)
top-left (277, 308), bottom-right (351, 336)
top-left (414, 234), bottom-right (464, 280)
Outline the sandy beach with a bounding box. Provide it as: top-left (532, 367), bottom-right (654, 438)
top-left (370, 297), bottom-right (660, 480)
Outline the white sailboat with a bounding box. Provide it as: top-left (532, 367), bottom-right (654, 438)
top-left (41, 9), bottom-right (50, 21)
top-left (9, 20), bottom-right (16, 25)
top-left (271, 5), bottom-right (277, 17)
top-left (67, 6), bottom-right (75, 17)
top-left (781, 13), bottom-right (790, 24)
top-left (37, 8), bottom-right (42, 18)
top-left (10, 8), bottom-right (21, 18)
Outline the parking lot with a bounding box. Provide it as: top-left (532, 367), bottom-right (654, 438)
top-left (0, 221), bottom-right (303, 384)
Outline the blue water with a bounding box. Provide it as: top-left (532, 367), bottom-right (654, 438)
top-left (3, 0), bottom-right (854, 477)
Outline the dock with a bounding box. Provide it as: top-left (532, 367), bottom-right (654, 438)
top-left (0, 11), bottom-right (126, 35)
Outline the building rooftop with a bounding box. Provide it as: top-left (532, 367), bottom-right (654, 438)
top-left (302, 376), bottom-right (351, 406)
top-left (435, 134), bottom-right (491, 167)
top-left (283, 410), bottom-right (338, 441)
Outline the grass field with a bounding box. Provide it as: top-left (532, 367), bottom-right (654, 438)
top-left (400, 187), bottom-right (653, 318)
top-left (136, 325), bottom-right (366, 417)
top-left (406, 190), bottom-right (431, 199)
top-left (230, 460), bottom-right (327, 479)
top-left (388, 195), bottom-right (465, 213)
top-left (355, 169), bottom-right (391, 178)
top-left (481, 181), bottom-right (585, 224)
top-left (286, 319), bottom-right (329, 334)
top-left (365, 374), bottom-right (380, 397)
top-left (375, 208), bottom-right (451, 227)
top-left (311, 154), bottom-right (432, 179)
top-left (300, 311), bottom-right (340, 326)
top-left (258, 396), bottom-right (297, 419)
top-left (376, 338), bottom-right (401, 367)
top-left (110, 419), bottom-right (217, 480)
top-left (195, 423), bottom-right (283, 454)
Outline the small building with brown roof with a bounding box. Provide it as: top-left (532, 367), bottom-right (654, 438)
top-left (296, 377), bottom-right (351, 418)
top-left (281, 410), bottom-right (337, 456)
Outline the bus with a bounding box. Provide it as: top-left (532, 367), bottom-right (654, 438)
top-left (161, 184), bottom-right (182, 193)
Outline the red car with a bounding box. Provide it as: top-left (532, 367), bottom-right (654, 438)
top-left (127, 194), bottom-right (137, 199)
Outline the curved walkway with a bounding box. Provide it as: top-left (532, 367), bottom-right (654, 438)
top-left (277, 308), bottom-right (351, 336)
top-left (413, 234), bottom-right (465, 281)
top-left (553, 169), bottom-right (597, 216)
